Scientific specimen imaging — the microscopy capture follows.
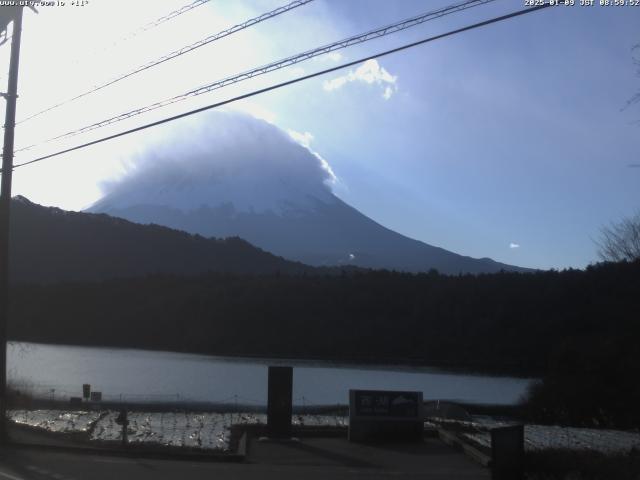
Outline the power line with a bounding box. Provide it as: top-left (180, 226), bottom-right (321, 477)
top-left (16, 0), bottom-right (314, 126)
top-left (99, 0), bottom-right (214, 46)
top-left (137, 0), bottom-right (212, 33)
top-left (3, 2), bottom-right (553, 173)
top-left (61, 1), bottom-right (213, 72)
top-left (16, 0), bottom-right (494, 151)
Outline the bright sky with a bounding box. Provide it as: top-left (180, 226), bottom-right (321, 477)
top-left (1, 0), bottom-right (638, 270)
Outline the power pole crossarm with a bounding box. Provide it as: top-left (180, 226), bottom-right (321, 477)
top-left (0, 5), bottom-right (24, 442)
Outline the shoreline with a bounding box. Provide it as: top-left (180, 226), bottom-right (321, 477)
top-left (8, 340), bottom-right (541, 379)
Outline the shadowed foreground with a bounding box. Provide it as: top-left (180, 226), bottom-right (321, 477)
top-left (0, 435), bottom-right (489, 480)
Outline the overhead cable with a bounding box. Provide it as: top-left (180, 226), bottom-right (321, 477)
top-left (16, 0), bottom-right (314, 125)
top-left (4, 2), bottom-right (553, 173)
top-left (17, 0), bottom-right (494, 151)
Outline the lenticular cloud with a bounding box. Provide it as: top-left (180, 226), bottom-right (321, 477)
top-left (96, 111), bottom-right (337, 213)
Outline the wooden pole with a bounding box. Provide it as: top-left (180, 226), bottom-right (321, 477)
top-left (0, 6), bottom-right (24, 442)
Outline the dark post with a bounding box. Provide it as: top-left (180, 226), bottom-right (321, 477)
top-left (491, 424), bottom-right (524, 480)
top-left (267, 366), bottom-right (293, 438)
top-left (0, 6), bottom-right (24, 442)
top-left (115, 409), bottom-right (129, 447)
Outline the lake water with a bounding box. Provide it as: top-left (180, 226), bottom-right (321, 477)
top-left (7, 342), bottom-right (533, 406)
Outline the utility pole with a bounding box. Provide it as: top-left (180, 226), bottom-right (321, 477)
top-left (0, 6), bottom-right (24, 442)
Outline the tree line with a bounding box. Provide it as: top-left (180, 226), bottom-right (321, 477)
top-left (8, 260), bottom-right (640, 378)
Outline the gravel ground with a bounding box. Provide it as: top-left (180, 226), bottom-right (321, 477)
top-left (8, 410), bottom-right (102, 433)
top-left (8, 410), bottom-right (347, 451)
top-left (14, 409), bottom-right (639, 455)
top-left (462, 425), bottom-right (640, 455)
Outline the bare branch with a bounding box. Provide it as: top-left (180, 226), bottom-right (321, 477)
top-left (622, 43), bottom-right (640, 111)
top-left (596, 211), bottom-right (640, 262)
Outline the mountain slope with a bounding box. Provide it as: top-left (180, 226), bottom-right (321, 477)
top-left (89, 111), bottom-right (530, 274)
top-left (92, 197), bottom-right (525, 274)
top-left (8, 196), bottom-right (315, 284)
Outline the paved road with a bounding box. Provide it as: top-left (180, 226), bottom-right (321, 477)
top-left (0, 437), bottom-right (490, 480)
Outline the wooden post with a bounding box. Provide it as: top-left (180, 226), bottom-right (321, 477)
top-left (0, 6), bottom-right (24, 442)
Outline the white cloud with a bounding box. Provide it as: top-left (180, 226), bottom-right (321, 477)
top-left (313, 51), bottom-right (343, 63)
top-left (287, 129), bottom-right (336, 184)
top-left (96, 111), bottom-right (339, 212)
top-left (226, 101), bottom-right (277, 124)
top-left (509, 243), bottom-right (520, 249)
top-left (326, 51), bottom-right (343, 62)
top-left (323, 59), bottom-right (398, 99)
top-left (323, 76), bottom-right (348, 91)
top-left (287, 129), bottom-right (314, 148)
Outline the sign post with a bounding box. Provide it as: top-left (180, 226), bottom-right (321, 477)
top-left (349, 389), bottom-right (423, 443)
top-left (115, 409), bottom-right (129, 447)
top-left (267, 366), bottom-right (293, 438)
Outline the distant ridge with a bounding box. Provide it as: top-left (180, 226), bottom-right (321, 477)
top-left (9, 196), bottom-right (318, 284)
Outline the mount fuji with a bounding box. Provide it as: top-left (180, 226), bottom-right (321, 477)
top-left (88, 112), bottom-right (528, 274)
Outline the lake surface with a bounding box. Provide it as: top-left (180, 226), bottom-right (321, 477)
top-left (8, 342), bottom-right (533, 406)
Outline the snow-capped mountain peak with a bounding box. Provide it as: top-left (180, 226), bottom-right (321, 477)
top-left (89, 111), bottom-right (529, 274)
